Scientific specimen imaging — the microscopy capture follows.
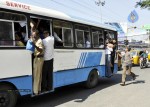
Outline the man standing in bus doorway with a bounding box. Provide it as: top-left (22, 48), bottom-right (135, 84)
top-left (110, 39), bottom-right (117, 73)
top-left (32, 30), bottom-right (44, 95)
top-left (120, 46), bottom-right (136, 86)
top-left (106, 42), bottom-right (113, 77)
top-left (41, 30), bottom-right (54, 92)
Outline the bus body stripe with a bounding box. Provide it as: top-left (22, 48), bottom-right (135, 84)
top-left (78, 53), bottom-right (83, 68)
top-left (81, 52), bottom-right (85, 67)
top-left (80, 52), bottom-right (86, 68)
top-left (83, 52), bottom-right (88, 67)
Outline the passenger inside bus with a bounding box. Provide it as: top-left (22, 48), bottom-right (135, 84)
top-left (84, 32), bottom-right (91, 48)
top-left (99, 38), bottom-right (104, 48)
top-left (0, 11), bottom-right (27, 46)
top-left (14, 22), bottom-right (28, 45)
top-left (77, 40), bottom-right (83, 48)
top-left (20, 27), bottom-right (28, 44)
top-left (15, 33), bottom-right (25, 46)
top-left (105, 34), bottom-right (111, 44)
top-left (14, 23), bottom-right (24, 42)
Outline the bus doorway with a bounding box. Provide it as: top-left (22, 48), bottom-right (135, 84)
top-left (29, 17), bottom-right (54, 95)
top-left (105, 31), bottom-right (117, 75)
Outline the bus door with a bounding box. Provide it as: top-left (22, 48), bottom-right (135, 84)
top-left (104, 30), bottom-right (118, 74)
top-left (30, 16), bottom-right (54, 95)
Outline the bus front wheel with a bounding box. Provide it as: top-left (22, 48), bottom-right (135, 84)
top-left (0, 84), bottom-right (17, 107)
top-left (85, 70), bottom-right (99, 88)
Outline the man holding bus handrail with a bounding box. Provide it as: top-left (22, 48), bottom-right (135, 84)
top-left (110, 39), bottom-right (117, 73)
top-left (41, 30), bottom-right (54, 92)
top-left (106, 41), bottom-right (113, 77)
top-left (31, 30), bottom-right (44, 95)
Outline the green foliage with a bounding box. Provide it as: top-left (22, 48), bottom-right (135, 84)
top-left (136, 0), bottom-right (150, 9)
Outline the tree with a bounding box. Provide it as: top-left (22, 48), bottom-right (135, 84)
top-left (136, 0), bottom-right (150, 9)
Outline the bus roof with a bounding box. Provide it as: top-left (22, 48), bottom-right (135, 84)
top-left (0, 0), bottom-right (116, 31)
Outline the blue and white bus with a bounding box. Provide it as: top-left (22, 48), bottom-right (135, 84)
top-left (0, 0), bottom-right (118, 107)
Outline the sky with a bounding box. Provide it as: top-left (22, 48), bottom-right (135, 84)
top-left (13, 0), bottom-right (150, 35)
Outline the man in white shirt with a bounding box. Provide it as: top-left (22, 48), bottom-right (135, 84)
top-left (41, 31), bottom-right (54, 92)
top-left (106, 43), bottom-right (113, 77)
top-left (54, 32), bottom-right (63, 43)
top-left (84, 36), bottom-right (91, 48)
top-left (85, 40), bottom-right (91, 48)
top-left (53, 31), bottom-right (64, 47)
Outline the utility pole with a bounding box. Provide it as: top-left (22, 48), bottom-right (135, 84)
top-left (95, 0), bottom-right (105, 23)
top-left (146, 29), bottom-right (150, 48)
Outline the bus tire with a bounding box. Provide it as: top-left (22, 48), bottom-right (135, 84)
top-left (85, 70), bottom-right (99, 89)
top-left (0, 84), bottom-right (17, 107)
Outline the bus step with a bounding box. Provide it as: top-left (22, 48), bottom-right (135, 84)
top-left (31, 90), bottom-right (54, 97)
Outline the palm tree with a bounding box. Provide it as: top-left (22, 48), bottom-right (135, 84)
top-left (136, 0), bottom-right (150, 9)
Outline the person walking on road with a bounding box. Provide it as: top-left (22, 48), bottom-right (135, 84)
top-left (120, 46), bottom-right (136, 86)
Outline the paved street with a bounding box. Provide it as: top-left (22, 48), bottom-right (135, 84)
top-left (16, 66), bottom-right (150, 107)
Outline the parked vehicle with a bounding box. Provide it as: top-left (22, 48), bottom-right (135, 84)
top-left (148, 53), bottom-right (150, 61)
top-left (130, 50), bottom-right (144, 66)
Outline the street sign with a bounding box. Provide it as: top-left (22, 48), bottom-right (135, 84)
top-left (128, 10), bottom-right (139, 23)
top-left (142, 24), bottom-right (150, 30)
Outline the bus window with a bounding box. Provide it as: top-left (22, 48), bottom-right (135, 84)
top-left (30, 17), bottom-right (51, 40)
top-left (75, 25), bottom-right (91, 48)
top-left (62, 28), bottom-right (73, 47)
top-left (76, 30), bottom-right (84, 48)
top-left (99, 38), bottom-right (104, 48)
top-left (0, 21), bottom-right (13, 46)
top-left (53, 27), bottom-right (62, 47)
top-left (14, 22), bottom-right (27, 45)
top-left (84, 31), bottom-right (91, 48)
top-left (109, 32), bottom-right (115, 39)
top-left (92, 32), bottom-right (99, 48)
top-left (0, 11), bottom-right (27, 46)
top-left (105, 31), bottom-right (115, 42)
top-left (92, 28), bottom-right (103, 48)
top-left (53, 20), bottom-right (73, 48)
top-left (99, 31), bottom-right (104, 48)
